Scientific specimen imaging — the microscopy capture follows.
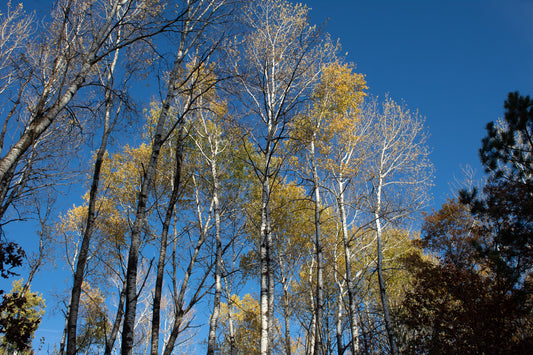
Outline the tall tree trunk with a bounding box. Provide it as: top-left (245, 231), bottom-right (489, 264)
top-left (333, 235), bottom-right (345, 355)
top-left (150, 128), bottom-right (184, 355)
top-left (374, 176), bottom-right (398, 355)
top-left (207, 148), bottom-right (222, 354)
top-left (260, 123), bottom-right (274, 354)
top-left (310, 139), bottom-right (324, 355)
top-left (58, 310), bottom-right (68, 355)
top-left (121, 26), bottom-right (189, 354)
top-left (337, 177), bottom-right (360, 354)
top-left (305, 257), bottom-right (316, 355)
top-left (66, 39), bottom-right (121, 355)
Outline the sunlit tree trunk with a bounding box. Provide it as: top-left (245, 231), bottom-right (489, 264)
top-left (207, 131), bottom-right (223, 354)
top-left (337, 176), bottom-right (360, 354)
top-left (260, 166), bottom-right (273, 354)
top-left (310, 139), bottom-right (325, 354)
top-left (278, 256), bottom-right (292, 355)
top-left (235, 2), bottom-right (333, 351)
top-left (364, 95), bottom-right (432, 355)
top-left (374, 172), bottom-right (398, 355)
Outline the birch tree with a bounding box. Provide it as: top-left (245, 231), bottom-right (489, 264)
top-left (120, 1), bottom-right (233, 352)
top-left (0, 0), bottom-right (176, 223)
top-left (65, 22), bottom-right (130, 355)
top-left (363, 96), bottom-right (432, 354)
top-left (234, 1), bottom-right (334, 351)
top-left (292, 61), bottom-right (366, 353)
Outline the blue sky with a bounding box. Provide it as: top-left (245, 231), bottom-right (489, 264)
top-left (2, 0), bottom-right (533, 352)
top-left (304, 0), bottom-right (533, 205)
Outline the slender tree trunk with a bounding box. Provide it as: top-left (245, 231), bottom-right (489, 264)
top-left (374, 176), bottom-right (398, 355)
top-left (150, 127), bottom-right (184, 355)
top-left (223, 277), bottom-right (237, 355)
top-left (121, 28), bottom-right (189, 354)
top-left (104, 282), bottom-right (126, 355)
top-left (259, 174), bottom-right (272, 354)
top-left (58, 310), bottom-right (68, 355)
top-left (337, 177), bottom-right (360, 354)
top-left (66, 40), bottom-right (121, 355)
top-left (207, 149), bottom-right (222, 354)
top-left (162, 176), bottom-right (212, 354)
top-left (306, 258), bottom-right (316, 355)
top-left (277, 258), bottom-right (292, 355)
top-left (163, 309), bottom-right (185, 355)
top-left (333, 235), bottom-right (345, 355)
top-left (267, 193), bottom-right (275, 355)
top-left (310, 139), bottom-right (324, 355)
top-left (283, 283), bottom-right (292, 355)
top-left (336, 286), bottom-right (344, 355)
top-left (260, 149), bottom-right (273, 355)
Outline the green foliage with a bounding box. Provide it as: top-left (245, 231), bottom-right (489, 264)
top-left (480, 91), bottom-right (533, 183)
top-left (469, 91), bottom-right (533, 292)
top-left (0, 279), bottom-right (45, 353)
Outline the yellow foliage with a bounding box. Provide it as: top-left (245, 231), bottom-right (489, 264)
top-left (219, 294), bottom-right (262, 354)
top-left (290, 61), bottom-right (368, 177)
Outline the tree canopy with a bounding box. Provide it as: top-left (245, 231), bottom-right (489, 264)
top-left (0, 1), bottom-right (530, 354)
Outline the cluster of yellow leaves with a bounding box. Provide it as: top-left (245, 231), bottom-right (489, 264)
top-left (219, 294), bottom-right (261, 355)
top-left (77, 282), bottom-right (111, 352)
top-left (0, 279), bottom-right (45, 352)
top-left (352, 227), bottom-right (422, 306)
top-left (290, 61), bottom-right (368, 177)
top-left (2, 279), bottom-right (45, 320)
top-left (242, 178), bottom-right (315, 273)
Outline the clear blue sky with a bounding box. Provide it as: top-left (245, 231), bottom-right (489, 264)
top-left (304, 0), bottom-right (533, 206)
top-left (3, 0), bottom-right (533, 352)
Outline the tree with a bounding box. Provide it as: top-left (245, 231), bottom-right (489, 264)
top-left (241, 177), bottom-right (315, 354)
top-left (0, 0), bottom-right (176, 224)
top-left (399, 90), bottom-right (533, 352)
top-left (0, 1), bottom-right (34, 222)
top-left (480, 91), bottom-right (533, 184)
top-left (234, 1), bottom-right (334, 351)
top-left (65, 22), bottom-right (129, 354)
top-left (303, 62), bottom-right (366, 354)
top-left (362, 96), bottom-right (432, 354)
top-left (475, 91), bottom-right (533, 282)
top-left (75, 283), bottom-right (110, 354)
top-left (0, 3), bottom-right (187, 351)
top-left (399, 198), bottom-right (533, 354)
top-left (120, 1), bottom-right (233, 352)
top-left (218, 294), bottom-right (282, 354)
top-left (0, 279), bottom-right (45, 353)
